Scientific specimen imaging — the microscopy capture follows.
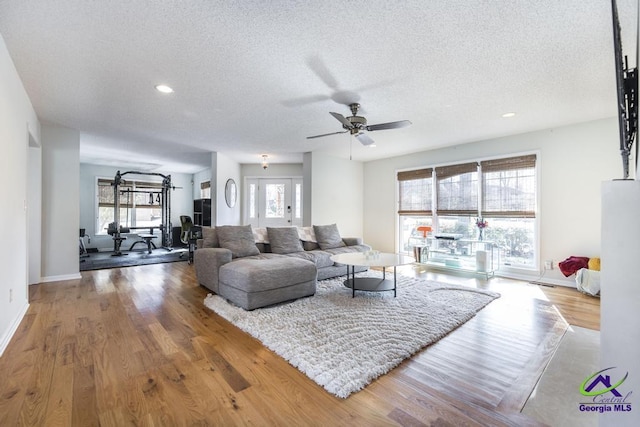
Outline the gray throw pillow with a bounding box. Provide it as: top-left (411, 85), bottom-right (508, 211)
top-left (314, 224), bottom-right (346, 250)
top-left (302, 241), bottom-right (320, 251)
top-left (267, 227), bottom-right (304, 254)
top-left (201, 226), bottom-right (219, 248)
top-left (216, 225), bottom-right (260, 258)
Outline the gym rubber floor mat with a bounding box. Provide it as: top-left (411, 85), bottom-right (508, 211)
top-left (80, 248), bottom-right (189, 271)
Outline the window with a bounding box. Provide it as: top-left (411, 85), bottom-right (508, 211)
top-left (265, 183), bottom-right (285, 218)
top-left (397, 155), bottom-right (537, 269)
top-left (295, 182), bottom-right (302, 219)
top-left (480, 155), bottom-right (537, 267)
top-left (200, 181), bottom-right (211, 199)
top-left (248, 183), bottom-right (256, 219)
top-left (398, 168), bottom-right (433, 216)
top-left (481, 155), bottom-right (536, 217)
top-left (397, 169), bottom-right (433, 252)
top-left (97, 178), bottom-right (163, 234)
top-left (435, 162), bottom-right (478, 216)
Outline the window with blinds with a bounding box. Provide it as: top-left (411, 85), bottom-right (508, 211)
top-left (397, 168), bottom-right (433, 216)
top-left (397, 154), bottom-right (538, 268)
top-left (200, 180), bottom-right (211, 199)
top-left (481, 154), bottom-right (536, 218)
top-left (435, 162), bottom-right (478, 216)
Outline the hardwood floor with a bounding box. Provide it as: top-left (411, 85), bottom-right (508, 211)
top-left (0, 262), bottom-right (599, 426)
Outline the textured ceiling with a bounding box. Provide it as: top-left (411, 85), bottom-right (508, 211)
top-left (0, 0), bottom-right (637, 173)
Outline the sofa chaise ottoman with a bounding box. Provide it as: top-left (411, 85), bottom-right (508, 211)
top-left (218, 256), bottom-right (316, 310)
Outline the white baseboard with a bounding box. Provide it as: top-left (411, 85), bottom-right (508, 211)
top-left (0, 301), bottom-right (29, 357)
top-left (497, 270), bottom-right (576, 288)
top-left (40, 273), bottom-right (82, 283)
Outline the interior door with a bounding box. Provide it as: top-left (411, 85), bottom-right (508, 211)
top-left (245, 178), bottom-right (303, 228)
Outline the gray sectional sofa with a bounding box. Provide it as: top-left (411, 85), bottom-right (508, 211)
top-left (194, 224), bottom-right (370, 310)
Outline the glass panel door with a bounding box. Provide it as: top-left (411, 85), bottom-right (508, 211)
top-left (244, 178), bottom-right (303, 227)
top-left (264, 181), bottom-right (287, 220)
top-left (245, 178), bottom-right (303, 227)
top-left (259, 179), bottom-right (293, 227)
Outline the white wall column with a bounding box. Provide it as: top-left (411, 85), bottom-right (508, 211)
top-left (600, 180), bottom-right (640, 426)
top-left (310, 152), bottom-right (363, 238)
top-left (41, 123), bottom-right (81, 281)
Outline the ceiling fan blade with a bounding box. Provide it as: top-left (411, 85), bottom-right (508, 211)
top-left (307, 56), bottom-right (339, 90)
top-left (366, 120), bottom-right (412, 132)
top-left (281, 94), bottom-right (331, 107)
top-left (330, 112), bottom-right (354, 129)
top-left (307, 130), bottom-right (349, 139)
top-left (355, 132), bottom-right (375, 146)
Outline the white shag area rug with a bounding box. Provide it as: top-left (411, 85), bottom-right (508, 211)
top-left (204, 271), bottom-right (499, 398)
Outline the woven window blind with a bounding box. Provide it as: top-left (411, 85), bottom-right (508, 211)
top-left (481, 155), bottom-right (536, 218)
top-left (97, 178), bottom-right (162, 208)
top-left (435, 162), bottom-right (479, 216)
top-left (397, 168), bottom-right (433, 215)
top-left (480, 154), bottom-right (536, 172)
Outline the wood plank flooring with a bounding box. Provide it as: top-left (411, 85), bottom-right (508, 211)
top-left (0, 262), bottom-right (599, 426)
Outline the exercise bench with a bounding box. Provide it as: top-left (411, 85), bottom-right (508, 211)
top-left (129, 234), bottom-right (158, 253)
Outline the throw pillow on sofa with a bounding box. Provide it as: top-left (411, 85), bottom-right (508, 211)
top-left (216, 225), bottom-right (260, 258)
top-left (253, 227), bottom-right (269, 243)
top-left (201, 226), bottom-right (219, 248)
top-left (297, 226), bottom-right (316, 242)
top-left (298, 226), bottom-right (319, 250)
top-left (314, 224), bottom-right (346, 250)
top-left (267, 227), bottom-right (304, 254)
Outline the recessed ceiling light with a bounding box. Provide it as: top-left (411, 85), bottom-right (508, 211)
top-left (502, 112), bottom-right (516, 118)
top-left (155, 84), bottom-right (174, 94)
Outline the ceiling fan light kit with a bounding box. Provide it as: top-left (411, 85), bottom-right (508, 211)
top-left (308, 103), bottom-right (411, 146)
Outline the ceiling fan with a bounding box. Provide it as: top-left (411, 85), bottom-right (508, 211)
top-left (307, 103), bottom-right (412, 146)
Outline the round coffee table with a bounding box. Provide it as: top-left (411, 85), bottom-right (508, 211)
top-left (330, 252), bottom-right (415, 297)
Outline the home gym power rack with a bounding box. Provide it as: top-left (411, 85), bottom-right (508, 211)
top-left (108, 170), bottom-right (175, 255)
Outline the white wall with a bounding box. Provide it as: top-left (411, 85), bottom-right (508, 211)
top-left (216, 152), bottom-right (241, 225)
top-left (310, 152), bottom-right (364, 238)
top-left (0, 34), bottom-right (40, 355)
top-left (41, 123), bottom-right (81, 281)
top-left (241, 163), bottom-right (303, 177)
top-left (168, 172), bottom-right (196, 226)
top-left (79, 163), bottom-right (195, 251)
top-left (363, 118), bottom-right (620, 284)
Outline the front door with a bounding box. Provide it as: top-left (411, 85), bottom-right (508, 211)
top-left (245, 178), bottom-right (303, 228)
